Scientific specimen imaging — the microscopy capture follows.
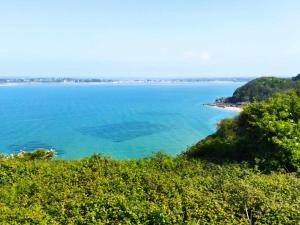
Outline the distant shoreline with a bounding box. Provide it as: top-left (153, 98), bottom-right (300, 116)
top-left (0, 77), bottom-right (250, 86)
top-left (0, 80), bottom-right (247, 86)
top-left (0, 83), bottom-right (19, 86)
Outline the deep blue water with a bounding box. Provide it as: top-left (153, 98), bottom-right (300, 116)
top-left (0, 83), bottom-right (242, 159)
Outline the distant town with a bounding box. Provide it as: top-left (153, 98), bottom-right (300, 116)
top-left (0, 77), bottom-right (251, 85)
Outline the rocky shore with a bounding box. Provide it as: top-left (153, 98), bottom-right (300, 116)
top-left (204, 96), bottom-right (248, 112)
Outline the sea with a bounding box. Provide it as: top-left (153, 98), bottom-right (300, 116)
top-left (0, 82), bottom-right (243, 159)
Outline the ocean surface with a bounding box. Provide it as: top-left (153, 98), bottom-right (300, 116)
top-left (0, 82), bottom-right (243, 159)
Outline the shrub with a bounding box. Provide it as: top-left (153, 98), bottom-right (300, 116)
top-left (238, 90), bottom-right (300, 172)
top-left (16, 148), bottom-right (56, 160)
top-left (0, 154), bottom-right (299, 224)
top-left (186, 90), bottom-right (300, 172)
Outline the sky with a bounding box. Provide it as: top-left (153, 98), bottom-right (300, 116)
top-left (0, 0), bottom-right (299, 78)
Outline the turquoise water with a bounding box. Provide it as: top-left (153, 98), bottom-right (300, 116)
top-left (0, 83), bottom-right (242, 159)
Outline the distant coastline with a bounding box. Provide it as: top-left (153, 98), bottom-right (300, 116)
top-left (0, 77), bottom-right (250, 86)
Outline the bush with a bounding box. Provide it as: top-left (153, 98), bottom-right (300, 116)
top-left (186, 118), bottom-right (240, 161)
top-left (0, 154), bottom-right (299, 224)
top-left (11, 148), bottom-right (56, 160)
top-left (186, 90), bottom-right (300, 172)
top-left (238, 90), bottom-right (300, 171)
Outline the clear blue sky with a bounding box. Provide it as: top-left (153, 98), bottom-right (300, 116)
top-left (0, 0), bottom-right (299, 78)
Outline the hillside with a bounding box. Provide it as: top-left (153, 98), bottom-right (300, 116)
top-left (187, 90), bottom-right (300, 172)
top-left (215, 75), bottom-right (300, 105)
top-left (232, 76), bottom-right (299, 102)
top-left (292, 74), bottom-right (300, 81)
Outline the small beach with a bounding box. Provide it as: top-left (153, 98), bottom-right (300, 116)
top-left (204, 103), bottom-right (243, 112)
top-left (210, 105), bottom-right (242, 112)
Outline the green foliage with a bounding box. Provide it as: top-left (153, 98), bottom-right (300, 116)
top-left (186, 90), bottom-right (300, 172)
top-left (6, 148), bottom-right (56, 160)
top-left (238, 90), bottom-right (300, 172)
top-left (1, 78), bottom-right (299, 224)
top-left (21, 148), bottom-right (55, 160)
top-left (232, 76), bottom-right (299, 102)
top-left (185, 118), bottom-right (241, 162)
top-left (0, 154), bottom-right (299, 224)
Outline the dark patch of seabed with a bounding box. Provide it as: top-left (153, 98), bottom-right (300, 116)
top-left (78, 121), bottom-right (168, 142)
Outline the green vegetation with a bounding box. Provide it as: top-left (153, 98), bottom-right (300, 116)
top-left (187, 90), bottom-right (300, 172)
top-left (1, 78), bottom-right (299, 224)
top-left (232, 76), bottom-right (300, 102)
top-left (0, 151), bottom-right (299, 224)
top-left (7, 148), bottom-right (56, 160)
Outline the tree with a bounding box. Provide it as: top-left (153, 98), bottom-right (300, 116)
top-left (238, 90), bottom-right (300, 171)
top-left (186, 90), bottom-right (300, 172)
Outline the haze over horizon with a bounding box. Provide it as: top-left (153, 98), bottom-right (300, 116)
top-left (0, 1), bottom-right (299, 78)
